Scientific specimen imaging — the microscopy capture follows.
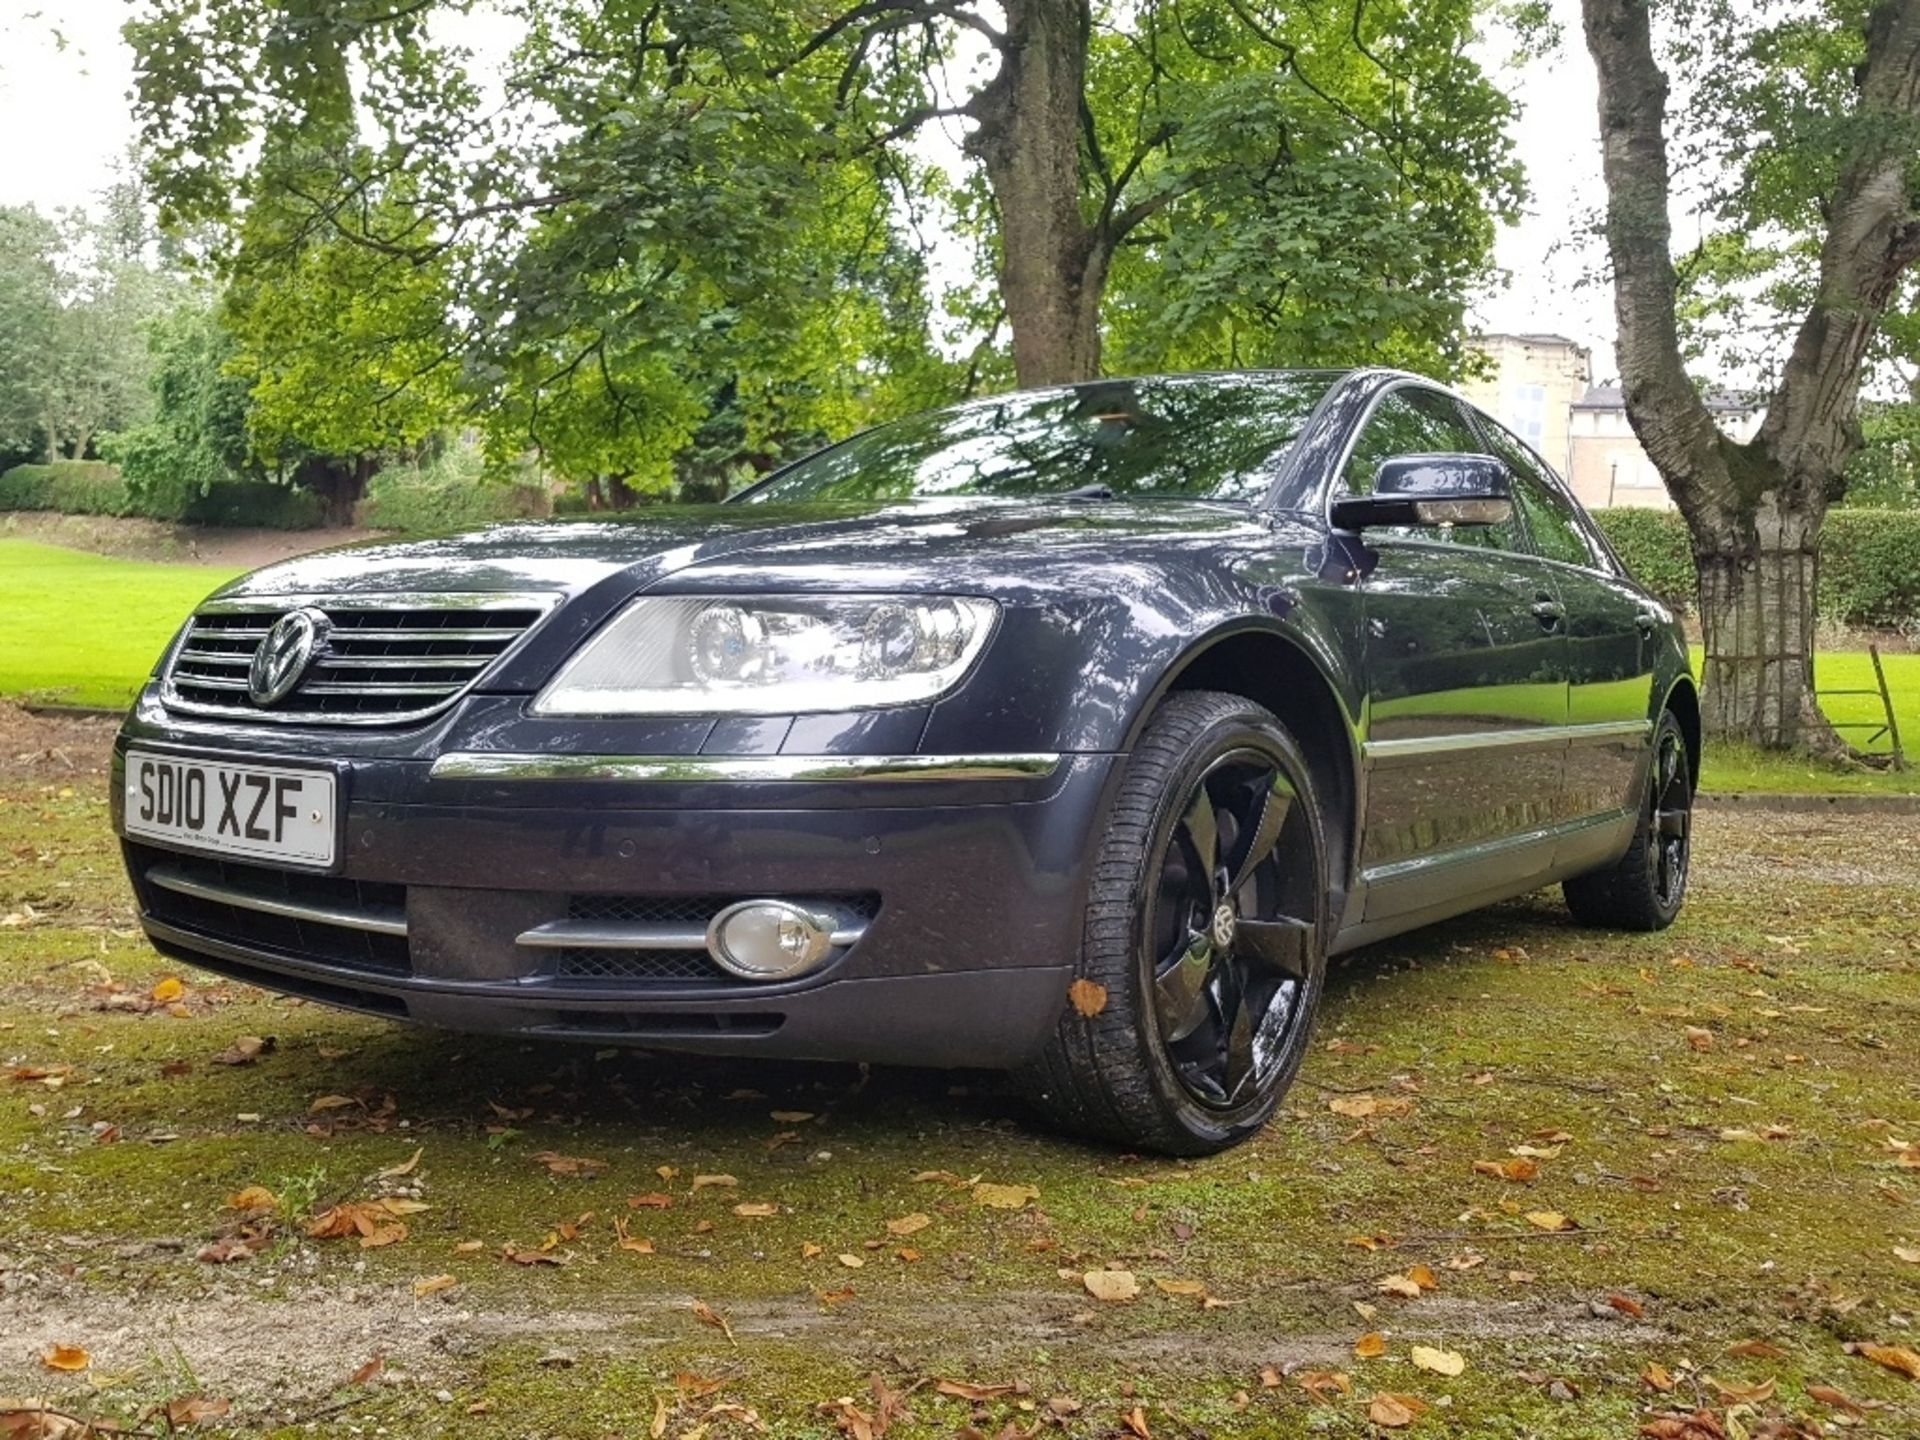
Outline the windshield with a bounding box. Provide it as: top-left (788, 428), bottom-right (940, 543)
top-left (740, 372), bottom-right (1338, 506)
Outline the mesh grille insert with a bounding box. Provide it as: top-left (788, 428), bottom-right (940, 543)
top-left (549, 894), bottom-right (877, 985)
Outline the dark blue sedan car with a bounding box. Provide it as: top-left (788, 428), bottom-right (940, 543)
top-left (113, 368), bottom-right (1696, 1154)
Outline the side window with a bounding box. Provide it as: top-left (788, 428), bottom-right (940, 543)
top-left (1479, 421), bottom-right (1597, 569)
top-left (1342, 388), bottom-right (1520, 552)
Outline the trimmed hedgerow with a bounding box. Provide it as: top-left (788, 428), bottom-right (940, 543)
top-left (1594, 506), bottom-right (1920, 628)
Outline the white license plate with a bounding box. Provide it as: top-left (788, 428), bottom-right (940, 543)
top-left (124, 751), bottom-right (337, 866)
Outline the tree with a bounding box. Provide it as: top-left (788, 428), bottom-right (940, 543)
top-left (111, 295), bottom-right (256, 514)
top-left (0, 206), bottom-right (63, 459)
top-left (126, 0), bottom-right (1521, 447)
top-left (1581, 0), bottom-right (1920, 750)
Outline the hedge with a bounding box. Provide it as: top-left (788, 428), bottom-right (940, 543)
top-left (0, 460), bottom-right (323, 529)
top-left (1594, 506), bottom-right (1920, 629)
top-left (358, 470), bottom-right (551, 533)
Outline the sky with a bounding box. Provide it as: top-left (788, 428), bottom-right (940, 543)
top-left (0, 0), bottom-right (1619, 379)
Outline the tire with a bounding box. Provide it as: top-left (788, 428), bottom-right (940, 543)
top-left (1563, 710), bottom-right (1693, 931)
top-left (1018, 690), bottom-right (1330, 1156)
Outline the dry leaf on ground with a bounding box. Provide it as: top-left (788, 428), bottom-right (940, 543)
top-left (1329, 1094), bottom-right (1413, 1120)
top-left (1473, 1157), bottom-right (1539, 1182)
top-left (1368, 1393), bottom-right (1428, 1428)
top-left (532, 1151), bottom-right (608, 1176)
top-left (1410, 1345), bottom-right (1465, 1377)
top-left (973, 1181), bottom-right (1040, 1209)
top-left (1852, 1341), bottom-right (1920, 1379)
top-left (885, 1212), bottom-right (931, 1236)
top-left (1084, 1269), bottom-right (1140, 1302)
top-left (40, 1345), bottom-right (89, 1373)
top-left (1353, 1331), bottom-right (1386, 1358)
top-left (1067, 978), bottom-right (1108, 1016)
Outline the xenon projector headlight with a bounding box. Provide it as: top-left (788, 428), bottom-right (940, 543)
top-left (531, 595), bottom-right (998, 715)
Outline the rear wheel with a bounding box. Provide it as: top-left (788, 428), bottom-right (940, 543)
top-left (1018, 691), bottom-right (1329, 1155)
top-left (1563, 710), bottom-right (1692, 931)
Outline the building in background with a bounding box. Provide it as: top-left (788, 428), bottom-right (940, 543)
top-left (1458, 333), bottom-right (1592, 479)
top-left (1567, 386), bottom-right (1763, 511)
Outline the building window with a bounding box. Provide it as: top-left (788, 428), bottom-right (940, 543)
top-left (1508, 384), bottom-right (1547, 444)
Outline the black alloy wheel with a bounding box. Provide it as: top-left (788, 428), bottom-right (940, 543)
top-left (1019, 690), bottom-right (1329, 1155)
top-left (1563, 708), bottom-right (1693, 932)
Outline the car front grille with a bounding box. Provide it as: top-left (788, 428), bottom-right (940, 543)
top-left (128, 842), bottom-right (412, 975)
top-left (162, 593), bottom-right (554, 725)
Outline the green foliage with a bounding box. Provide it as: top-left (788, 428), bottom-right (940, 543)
top-left (109, 298), bottom-right (256, 516)
top-left (1595, 506), bottom-right (1920, 628)
top-left (360, 449), bottom-right (551, 534)
top-left (0, 461), bottom-right (140, 517)
top-left (1841, 400), bottom-right (1920, 507)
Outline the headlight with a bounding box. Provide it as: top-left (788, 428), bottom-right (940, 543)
top-left (531, 595), bottom-right (998, 715)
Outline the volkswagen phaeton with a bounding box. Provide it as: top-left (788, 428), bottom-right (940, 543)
top-left (113, 369), bottom-right (1697, 1154)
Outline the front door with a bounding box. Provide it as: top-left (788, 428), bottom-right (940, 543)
top-left (1340, 387), bottom-right (1570, 921)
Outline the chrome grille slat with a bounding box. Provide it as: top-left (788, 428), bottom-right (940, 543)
top-left (160, 591), bottom-right (556, 727)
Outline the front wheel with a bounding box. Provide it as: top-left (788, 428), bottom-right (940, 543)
top-left (1018, 691), bottom-right (1329, 1156)
top-left (1563, 710), bottom-right (1693, 931)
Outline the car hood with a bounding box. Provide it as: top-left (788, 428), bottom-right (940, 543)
top-left (208, 497), bottom-right (1318, 603)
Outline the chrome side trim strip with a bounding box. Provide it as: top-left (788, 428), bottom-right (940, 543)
top-left (516, 917), bottom-right (868, 950)
top-left (430, 753), bottom-right (1063, 784)
top-left (1363, 719), bottom-right (1651, 762)
top-left (145, 863), bottom-right (408, 937)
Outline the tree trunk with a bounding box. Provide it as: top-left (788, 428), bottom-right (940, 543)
top-left (606, 472), bottom-right (636, 510)
top-left (1692, 486), bottom-right (1837, 752)
top-left (306, 456), bottom-right (371, 527)
top-left (965, 0), bottom-right (1104, 387)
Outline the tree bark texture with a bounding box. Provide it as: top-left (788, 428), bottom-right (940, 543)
top-left (965, 0), bottom-right (1106, 387)
top-left (1582, 0), bottom-right (1920, 752)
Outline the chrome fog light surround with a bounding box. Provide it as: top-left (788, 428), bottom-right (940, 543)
top-left (706, 900), bottom-right (837, 981)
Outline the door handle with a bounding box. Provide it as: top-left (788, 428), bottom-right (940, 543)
top-left (1635, 610), bottom-right (1658, 636)
top-left (1530, 598), bottom-right (1566, 628)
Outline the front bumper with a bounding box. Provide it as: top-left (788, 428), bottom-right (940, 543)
top-left (112, 717), bottom-right (1119, 1070)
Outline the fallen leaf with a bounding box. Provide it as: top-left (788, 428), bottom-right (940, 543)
top-left (973, 1181), bottom-right (1039, 1209)
top-left (628, 1191), bottom-right (673, 1209)
top-left (769, 1110), bottom-right (815, 1123)
top-left (1474, 1157), bottom-right (1539, 1182)
top-left (348, 1356), bottom-right (384, 1386)
top-left (1368, 1393), bottom-right (1427, 1428)
top-left (650, 1393), bottom-right (670, 1440)
top-left (1636, 1410), bottom-right (1727, 1440)
top-left (1329, 1094), bottom-right (1413, 1119)
top-left (1641, 1362), bottom-right (1675, 1392)
top-left (1608, 1293), bottom-right (1645, 1319)
top-left (379, 1147), bottom-right (424, 1178)
top-left (837, 1252), bottom-right (865, 1269)
top-left (885, 1212), bottom-right (931, 1236)
top-left (501, 1245), bottom-right (563, 1266)
top-left (1411, 1345), bottom-right (1465, 1377)
top-left (1083, 1269), bottom-right (1140, 1302)
top-left (308, 1093), bottom-right (360, 1113)
top-left (1684, 1025), bottom-right (1713, 1051)
top-left (532, 1151), bottom-right (607, 1176)
top-left (1067, 978), bottom-right (1109, 1016)
top-left (151, 976), bottom-right (185, 1003)
top-left (691, 1173), bottom-right (738, 1190)
top-left (1895, 1245), bottom-right (1920, 1264)
top-left (162, 1396), bottom-right (230, 1427)
top-left (1353, 1331), bottom-right (1386, 1358)
top-left (412, 1274), bottom-right (457, 1297)
top-left (454, 1239), bottom-right (485, 1253)
top-left (1723, 1339), bottom-right (1785, 1359)
top-left (1122, 1405), bottom-right (1151, 1440)
top-left (1524, 1210), bottom-right (1573, 1232)
top-left (933, 1378), bottom-right (1019, 1401)
top-left (692, 1300), bottom-right (735, 1345)
top-left (224, 1184), bottom-right (276, 1211)
top-left (1377, 1274), bottom-right (1424, 1299)
top-left (732, 1202), bottom-right (778, 1218)
top-left (1294, 1370), bottom-right (1351, 1403)
top-left (40, 1345), bottom-right (89, 1373)
top-left (815, 1285), bottom-right (856, 1304)
top-left (211, 1034), bottom-right (271, 1066)
top-left (1852, 1340), bottom-right (1920, 1380)
top-left (1152, 1277), bottom-right (1206, 1297)
top-left (1406, 1264), bottom-right (1437, 1290)
top-left (1704, 1375), bottom-right (1775, 1404)
top-left (1806, 1384), bottom-right (1867, 1416)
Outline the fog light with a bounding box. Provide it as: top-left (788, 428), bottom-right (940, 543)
top-left (706, 900), bottom-right (834, 981)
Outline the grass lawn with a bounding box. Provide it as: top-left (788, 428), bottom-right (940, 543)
top-left (0, 539), bottom-right (239, 709)
top-left (4, 713), bottom-right (1920, 1437)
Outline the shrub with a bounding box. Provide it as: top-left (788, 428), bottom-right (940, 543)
top-left (1593, 507), bottom-right (1920, 628)
top-left (0, 461), bottom-right (139, 517)
top-left (0, 459), bottom-right (324, 529)
top-left (360, 458), bottom-right (550, 534)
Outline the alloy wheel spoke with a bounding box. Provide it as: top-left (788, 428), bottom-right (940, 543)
top-left (1226, 771), bottom-right (1292, 896)
top-left (1179, 788), bottom-right (1221, 888)
top-left (1154, 931), bottom-right (1215, 1044)
top-left (1657, 807), bottom-right (1689, 839)
top-left (1234, 915), bottom-right (1312, 980)
top-left (1216, 964), bottom-right (1257, 1104)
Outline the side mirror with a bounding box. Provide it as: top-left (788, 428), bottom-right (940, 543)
top-left (1330, 454), bottom-right (1514, 532)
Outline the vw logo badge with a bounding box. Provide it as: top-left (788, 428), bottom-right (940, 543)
top-left (1210, 901), bottom-right (1237, 952)
top-left (249, 607), bottom-right (329, 706)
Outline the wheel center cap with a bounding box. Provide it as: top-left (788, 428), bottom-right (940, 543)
top-left (1210, 902), bottom-right (1237, 951)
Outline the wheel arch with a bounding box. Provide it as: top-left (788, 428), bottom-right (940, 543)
top-left (1137, 623), bottom-right (1363, 908)
top-left (1662, 676), bottom-right (1702, 795)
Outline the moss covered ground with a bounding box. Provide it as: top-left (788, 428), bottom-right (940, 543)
top-left (2, 705), bottom-right (1918, 1437)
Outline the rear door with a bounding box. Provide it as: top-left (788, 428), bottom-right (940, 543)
top-left (1343, 386), bottom-right (1570, 922)
top-left (1475, 417), bottom-right (1656, 834)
